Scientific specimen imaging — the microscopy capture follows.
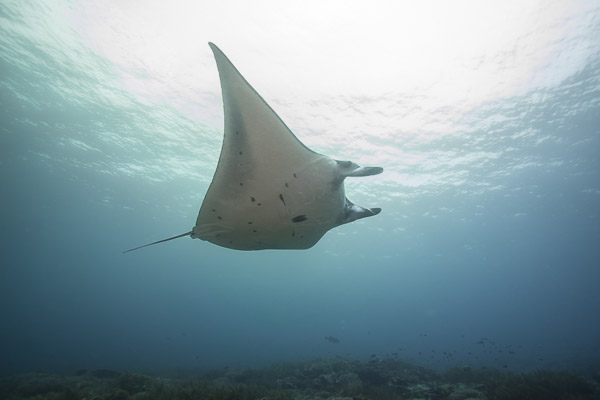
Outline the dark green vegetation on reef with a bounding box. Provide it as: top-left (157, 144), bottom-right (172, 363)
top-left (0, 358), bottom-right (598, 400)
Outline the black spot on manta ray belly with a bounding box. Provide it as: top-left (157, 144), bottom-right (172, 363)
top-left (250, 196), bottom-right (255, 202)
top-left (291, 215), bottom-right (308, 223)
top-left (279, 194), bottom-right (286, 206)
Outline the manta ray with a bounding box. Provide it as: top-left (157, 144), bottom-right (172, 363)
top-left (124, 43), bottom-right (382, 252)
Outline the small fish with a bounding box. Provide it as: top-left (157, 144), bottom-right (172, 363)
top-left (324, 336), bottom-right (340, 344)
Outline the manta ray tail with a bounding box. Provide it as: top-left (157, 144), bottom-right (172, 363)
top-left (123, 231), bottom-right (193, 253)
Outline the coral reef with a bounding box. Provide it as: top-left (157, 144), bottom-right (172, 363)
top-left (0, 358), bottom-right (597, 400)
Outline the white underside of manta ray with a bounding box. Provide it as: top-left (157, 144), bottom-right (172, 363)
top-left (124, 42), bottom-right (383, 252)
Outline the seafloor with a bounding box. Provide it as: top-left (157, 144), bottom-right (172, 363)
top-left (1, 357), bottom-right (599, 400)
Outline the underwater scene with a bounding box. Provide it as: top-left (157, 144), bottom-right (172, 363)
top-left (1, 1), bottom-right (600, 399)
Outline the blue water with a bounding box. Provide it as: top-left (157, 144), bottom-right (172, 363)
top-left (1, 1), bottom-right (599, 377)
